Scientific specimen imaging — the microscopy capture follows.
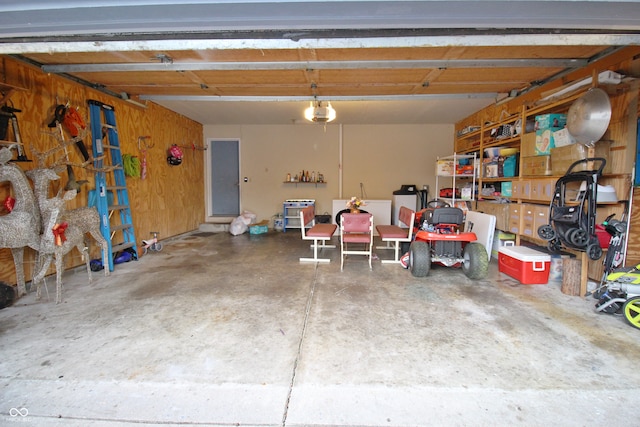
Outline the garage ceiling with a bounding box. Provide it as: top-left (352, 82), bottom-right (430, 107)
top-left (1, 1), bottom-right (639, 125)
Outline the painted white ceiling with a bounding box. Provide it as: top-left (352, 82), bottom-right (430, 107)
top-left (151, 98), bottom-right (497, 125)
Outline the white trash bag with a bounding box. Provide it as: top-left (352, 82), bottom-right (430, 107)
top-left (229, 210), bottom-right (257, 235)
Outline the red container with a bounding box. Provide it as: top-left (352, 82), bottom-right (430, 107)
top-left (595, 225), bottom-right (610, 249)
top-left (498, 245), bottom-right (551, 285)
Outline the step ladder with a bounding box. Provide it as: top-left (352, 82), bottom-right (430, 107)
top-left (88, 99), bottom-right (138, 272)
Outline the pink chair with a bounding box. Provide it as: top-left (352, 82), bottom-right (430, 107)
top-left (376, 206), bottom-right (416, 264)
top-left (299, 205), bottom-right (337, 263)
top-left (340, 213), bottom-right (374, 271)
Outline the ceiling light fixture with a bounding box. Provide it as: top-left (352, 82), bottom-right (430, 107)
top-left (304, 99), bottom-right (336, 123)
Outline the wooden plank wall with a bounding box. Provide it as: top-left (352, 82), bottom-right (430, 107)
top-left (0, 57), bottom-right (204, 286)
top-left (625, 85), bottom-right (640, 266)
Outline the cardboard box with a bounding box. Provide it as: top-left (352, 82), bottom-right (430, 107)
top-left (249, 220), bottom-right (269, 235)
top-left (498, 246), bottom-right (551, 284)
top-left (549, 254), bottom-right (572, 282)
top-left (550, 141), bottom-right (611, 176)
top-left (535, 113), bottom-right (567, 130)
top-left (483, 159), bottom-right (499, 178)
top-left (552, 127), bottom-right (576, 147)
top-left (437, 160), bottom-right (455, 176)
top-left (475, 201), bottom-right (509, 230)
top-left (501, 181), bottom-right (512, 197)
top-left (508, 204), bottom-right (521, 234)
top-left (522, 155), bottom-right (552, 176)
top-left (535, 129), bottom-right (557, 155)
top-left (460, 186), bottom-right (473, 200)
top-left (521, 132), bottom-right (537, 157)
top-left (530, 178), bottom-right (556, 202)
top-left (521, 204), bottom-right (536, 238)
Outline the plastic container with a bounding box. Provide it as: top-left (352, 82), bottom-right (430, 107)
top-left (499, 147), bottom-right (519, 156)
top-left (484, 146), bottom-right (504, 158)
top-left (502, 155), bottom-right (517, 177)
top-left (273, 214), bottom-right (284, 232)
top-left (498, 245), bottom-right (550, 284)
top-left (595, 224), bottom-right (610, 249)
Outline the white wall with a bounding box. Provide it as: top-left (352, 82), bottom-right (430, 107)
top-left (203, 123), bottom-right (454, 224)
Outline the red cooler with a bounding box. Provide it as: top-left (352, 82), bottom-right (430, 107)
top-left (498, 245), bottom-right (551, 285)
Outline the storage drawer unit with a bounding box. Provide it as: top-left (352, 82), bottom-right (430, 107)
top-left (283, 199), bottom-right (315, 232)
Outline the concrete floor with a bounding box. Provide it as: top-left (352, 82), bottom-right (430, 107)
top-left (1, 229), bottom-right (639, 426)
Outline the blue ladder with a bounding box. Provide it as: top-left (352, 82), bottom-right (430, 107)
top-left (88, 100), bottom-right (138, 272)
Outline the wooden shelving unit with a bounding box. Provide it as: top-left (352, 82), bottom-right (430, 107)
top-left (454, 82), bottom-right (633, 296)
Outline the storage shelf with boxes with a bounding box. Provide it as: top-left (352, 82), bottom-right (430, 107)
top-left (455, 71), bottom-right (634, 291)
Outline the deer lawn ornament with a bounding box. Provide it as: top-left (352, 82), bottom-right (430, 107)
top-left (31, 189), bottom-right (96, 303)
top-left (0, 148), bottom-right (41, 296)
top-left (26, 167), bottom-right (109, 275)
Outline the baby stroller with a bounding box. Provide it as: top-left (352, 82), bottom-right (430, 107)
top-left (538, 157), bottom-right (606, 261)
top-left (588, 203), bottom-right (629, 299)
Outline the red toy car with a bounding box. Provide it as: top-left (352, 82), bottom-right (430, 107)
top-left (409, 202), bottom-right (488, 279)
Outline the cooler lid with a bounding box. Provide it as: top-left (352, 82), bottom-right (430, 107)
top-left (498, 245), bottom-right (550, 262)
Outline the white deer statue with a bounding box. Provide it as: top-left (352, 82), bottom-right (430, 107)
top-left (31, 189), bottom-right (95, 303)
top-left (26, 166), bottom-right (110, 279)
top-left (0, 148), bottom-right (41, 297)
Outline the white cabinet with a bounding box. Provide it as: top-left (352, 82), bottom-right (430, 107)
top-left (435, 153), bottom-right (477, 205)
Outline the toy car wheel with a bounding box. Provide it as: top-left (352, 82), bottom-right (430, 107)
top-left (537, 225), bottom-right (555, 241)
top-left (623, 296), bottom-right (640, 329)
top-left (409, 241), bottom-right (431, 277)
top-left (587, 242), bottom-right (603, 260)
top-left (461, 242), bottom-right (488, 280)
top-left (568, 228), bottom-right (589, 247)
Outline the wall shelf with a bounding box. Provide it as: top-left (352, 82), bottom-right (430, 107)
top-left (283, 181), bottom-right (327, 187)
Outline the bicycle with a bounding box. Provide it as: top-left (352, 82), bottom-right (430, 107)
top-left (141, 231), bottom-right (163, 255)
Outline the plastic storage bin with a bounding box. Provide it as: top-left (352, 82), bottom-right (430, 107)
top-left (498, 245), bottom-right (551, 284)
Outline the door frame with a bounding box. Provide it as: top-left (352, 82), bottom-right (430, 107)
top-left (204, 137), bottom-right (241, 223)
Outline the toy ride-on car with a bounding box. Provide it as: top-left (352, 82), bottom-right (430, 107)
top-left (408, 203), bottom-right (489, 279)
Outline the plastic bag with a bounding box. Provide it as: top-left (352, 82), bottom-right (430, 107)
top-left (229, 216), bottom-right (248, 235)
top-left (229, 211), bottom-right (257, 235)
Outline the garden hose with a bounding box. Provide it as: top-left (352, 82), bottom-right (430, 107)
top-left (123, 153), bottom-right (141, 178)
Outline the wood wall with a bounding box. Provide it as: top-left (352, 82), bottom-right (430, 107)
top-left (0, 57), bottom-right (204, 286)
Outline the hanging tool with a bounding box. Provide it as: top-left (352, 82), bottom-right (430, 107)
top-left (137, 136), bottom-right (153, 180)
top-left (63, 164), bottom-right (89, 194)
top-left (48, 103), bottom-right (90, 161)
top-left (0, 105), bottom-right (30, 162)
